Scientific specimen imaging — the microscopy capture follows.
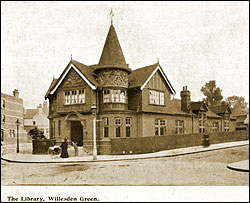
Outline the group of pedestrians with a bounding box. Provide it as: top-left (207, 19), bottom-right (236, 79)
top-left (59, 138), bottom-right (78, 158)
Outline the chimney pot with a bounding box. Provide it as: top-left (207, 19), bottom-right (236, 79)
top-left (13, 89), bottom-right (19, 98)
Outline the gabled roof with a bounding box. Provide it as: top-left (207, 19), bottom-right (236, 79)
top-left (128, 63), bottom-right (158, 88)
top-left (24, 107), bottom-right (48, 119)
top-left (128, 63), bottom-right (176, 94)
top-left (45, 78), bottom-right (58, 99)
top-left (96, 24), bottom-right (131, 73)
top-left (210, 105), bottom-right (231, 115)
top-left (24, 109), bottom-right (38, 119)
top-left (207, 107), bottom-right (222, 118)
top-left (166, 99), bottom-right (191, 115)
top-left (45, 60), bottom-right (97, 99)
top-left (190, 101), bottom-right (207, 111)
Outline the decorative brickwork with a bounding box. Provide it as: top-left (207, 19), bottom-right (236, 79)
top-left (61, 69), bottom-right (84, 88)
top-left (97, 70), bottom-right (128, 88)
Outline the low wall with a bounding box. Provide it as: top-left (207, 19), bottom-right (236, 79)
top-left (110, 130), bottom-right (249, 155)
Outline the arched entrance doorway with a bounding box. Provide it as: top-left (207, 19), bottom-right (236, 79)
top-left (65, 111), bottom-right (86, 146)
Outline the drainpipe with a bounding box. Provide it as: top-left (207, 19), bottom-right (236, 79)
top-left (192, 115), bottom-right (194, 134)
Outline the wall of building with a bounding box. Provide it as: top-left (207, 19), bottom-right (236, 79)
top-left (141, 113), bottom-right (195, 136)
top-left (1, 92), bottom-right (27, 142)
top-left (24, 118), bottom-right (34, 126)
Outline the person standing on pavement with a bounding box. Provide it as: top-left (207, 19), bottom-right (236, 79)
top-left (72, 141), bottom-right (78, 156)
top-left (60, 138), bottom-right (69, 158)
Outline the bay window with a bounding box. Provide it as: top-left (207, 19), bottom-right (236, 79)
top-left (103, 89), bottom-right (126, 103)
top-left (103, 90), bottom-right (110, 103)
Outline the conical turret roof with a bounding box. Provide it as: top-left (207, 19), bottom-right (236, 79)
top-left (96, 25), bottom-right (131, 73)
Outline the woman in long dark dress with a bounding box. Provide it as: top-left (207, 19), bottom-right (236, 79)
top-left (60, 138), bottom-right (69, 158)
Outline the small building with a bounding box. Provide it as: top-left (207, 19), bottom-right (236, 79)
top-left (24, 102), bottom-right (49, 138)
top-left (1, 89), bottom-right (27, 142)
top-left (45, 22), bottom-right (237, 154)
top-left (231, 107), bottom-right (249, 131)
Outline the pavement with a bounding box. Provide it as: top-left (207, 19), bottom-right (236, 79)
top-left (227, 160), bottom-right (249, 172)
top-left (1, 140), bottom-right (249, 165)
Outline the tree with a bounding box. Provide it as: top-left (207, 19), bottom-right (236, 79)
top-left (28, 127), bottom-right (46, 140)
top-left (201, 80), bottom-right (223, 106)
top-left (226, 96), bottom-right (248, 111)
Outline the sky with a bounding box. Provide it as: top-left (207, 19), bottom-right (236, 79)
top-left (1, 1), bottom-right (249, 109)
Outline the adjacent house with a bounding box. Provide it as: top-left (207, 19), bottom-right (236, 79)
top-left (231, 107), bottom-right (249, 131)
top-left (1, 89), bottom-right (27, 142)
top-left (24, 102), bottom-right (49, 138)
top-left (45, 22), bottom-right (237, 154)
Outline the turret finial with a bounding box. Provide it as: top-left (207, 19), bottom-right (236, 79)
top-left (157, 58), bottom-right (159, 63)
top-left (110, 9), bottom-right (114, 25)
top-left (71, 54), bottom-right (72, 61)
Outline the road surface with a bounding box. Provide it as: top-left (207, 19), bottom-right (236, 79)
top-left (1, 145), bottom-right (249, 186)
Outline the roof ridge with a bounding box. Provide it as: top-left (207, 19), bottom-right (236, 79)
top-left (133, 62), bottom-right (159, 71)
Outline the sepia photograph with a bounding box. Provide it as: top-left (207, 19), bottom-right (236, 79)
top-left (1, 1), bottom-right (249, 202)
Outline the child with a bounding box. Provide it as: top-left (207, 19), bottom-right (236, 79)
top-left (72, 141), bottom-right (78, 156)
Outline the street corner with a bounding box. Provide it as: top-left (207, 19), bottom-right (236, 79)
top-left (227, 159), bottom-right (249, 172)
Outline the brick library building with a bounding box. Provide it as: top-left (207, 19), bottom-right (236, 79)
top-left (45, 22), bottom-right (241, 155)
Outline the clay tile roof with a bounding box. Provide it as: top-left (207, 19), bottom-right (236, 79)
top-left (190, 101), bottom-right (204, 111)
top-left (206, 107), bottom-right (221, 118)
top-left (210, 105), bottom-right (231, 114)
top-left (166, 99), bottom-right (188, 115)
top-left (96, 25), bottom-right (131, 73)
top-left (71, 59), bottom-right (98, 87)
top-left (45, 60), bottom-right (98, 99)
top-left (24, 109), bottom-right (38, 119)
top-left (45, 78), bottom-right (58, 99)
top-left (128, 63), bottom-right (159, 88)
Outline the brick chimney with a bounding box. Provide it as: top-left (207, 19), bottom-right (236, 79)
top-left (180, 86), bottom-right (190, 113)
top-left (13, 89), bottom-right (19, 98)
top-left (42, 101), bottom-right (48, 115)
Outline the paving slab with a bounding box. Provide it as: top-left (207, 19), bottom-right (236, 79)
top-left (1, 140), bottom-right (249, 163)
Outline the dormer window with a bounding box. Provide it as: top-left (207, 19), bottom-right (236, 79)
top-left (149, 90), bottom-right (164, 105)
